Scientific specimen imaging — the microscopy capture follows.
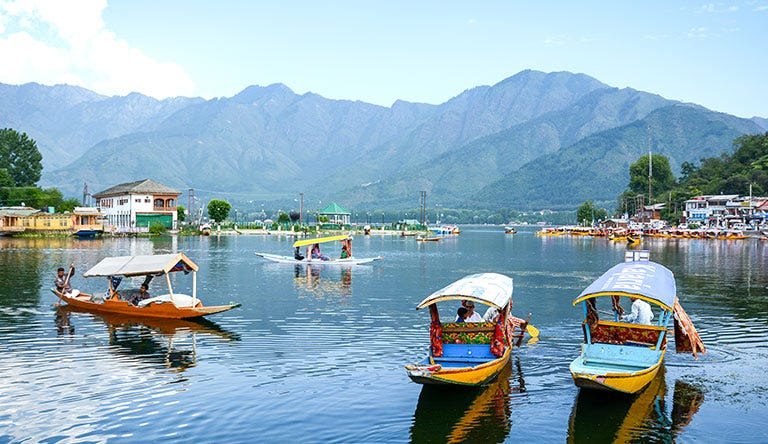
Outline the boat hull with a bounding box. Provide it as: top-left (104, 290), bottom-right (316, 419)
top-left (406, 348), bottom-right (511, 386)
top-left (52, 290), bottom-right (239, 319)
top-left (255, 252), bottom-right (381, 265)
top-left (569, 350), bottom-right (665, 394)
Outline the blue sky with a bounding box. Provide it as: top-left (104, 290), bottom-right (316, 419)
top-left (1, 1), bottom-right (766, 117)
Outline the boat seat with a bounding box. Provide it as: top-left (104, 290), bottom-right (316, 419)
top-left (580, 343), bottom-right (660, 369)
top-left (441, 322), bottom-right (495, 344)
top-left (435, 344), bottom-right (496, 363)
top-left (586, 321), bottom-right (666, 347)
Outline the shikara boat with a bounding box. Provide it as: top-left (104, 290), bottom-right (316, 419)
top-left (416, 235), bottom-right (442, 242)
top-left (51, 253), bottom-right (240, 319)
top-left (504, 226), bottom-right (517, 234)
top-left (405, 273), bottom-right (533, 386)
top-left (255, 234), bottom-right (382, 265)
top-left (569, 251), bottom-right (705, 394)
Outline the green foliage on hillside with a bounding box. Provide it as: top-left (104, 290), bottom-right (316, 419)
top-left (617, 133), bottom-right (768, 222)
top-left (576, 201), bottom-right (608, 225)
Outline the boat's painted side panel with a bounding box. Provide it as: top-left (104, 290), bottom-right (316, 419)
top-left (406, 347), bottom-right (510, 386)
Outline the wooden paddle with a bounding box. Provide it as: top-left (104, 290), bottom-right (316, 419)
top-left (525, 313), bottom-right (540, 338)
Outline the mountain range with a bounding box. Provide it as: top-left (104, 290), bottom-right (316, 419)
top-left (1, 70), bottom-right (764, 210)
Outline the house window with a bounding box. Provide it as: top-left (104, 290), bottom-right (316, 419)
top-left (135, 198), bottom-right (141, 203)
top-left (145, 198), bottom-right (150, 203)
top-left (154, 199), bottom-right (164, 207)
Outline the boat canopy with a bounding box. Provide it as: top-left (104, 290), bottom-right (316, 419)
top-left (572, 260), bottom-right (676, 310)
top-left (83, 253), bottom-right (199, 277)
top-left (416, 273), bottom-right (513, 310)
top-left (293, 235), bottom-right (350, 248)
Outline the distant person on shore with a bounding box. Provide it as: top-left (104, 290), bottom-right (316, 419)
top-left (621, 297), bottom-right (654, 325)
top-left (455, 307), bottom-right (468, 322)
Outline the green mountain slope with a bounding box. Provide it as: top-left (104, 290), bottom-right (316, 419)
top-left (475, 105), bottom-right (764, 209)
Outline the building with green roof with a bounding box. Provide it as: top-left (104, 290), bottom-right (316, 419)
top-left (317, 202), bottom-right (351, 225)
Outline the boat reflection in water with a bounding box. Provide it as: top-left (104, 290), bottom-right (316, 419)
top-left (409, 358), bottom-right (525, 443)
top-left (567, 366), bottom-right (704, 443)
top-left (293, 264), bottom-right (353, 297)
top-left (55, 306), bottom-right (239, 372)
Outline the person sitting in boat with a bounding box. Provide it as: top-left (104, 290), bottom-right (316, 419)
top-left (128, 284), bottom-right (151, 306)
top-left (54, 264), bottom-right (80, 297)
top-left (461, 300), bottom-right (483, 322)
top-left (340, 240), bottom-right (352, 259)
top-left (621, 297), bottom-right (654, 325)
top-left (294, 247), bottom-right (305, 261)
top-left (483, 306), bottom-right (500, 322)
top-left (455, 307), bottom-right (468, 322)
top-left (310, 243), bottom-right (329, 261)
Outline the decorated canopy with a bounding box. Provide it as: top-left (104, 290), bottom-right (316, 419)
top-left (416, 273), bottom-right (513, 310)
top-left (83, 253), bottom-right (198, 277)
top-left (572, 260), bottom-right (676, 310)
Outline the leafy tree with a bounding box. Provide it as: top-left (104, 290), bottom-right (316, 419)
top-left (207, 199), bottom-right (231, 224)
top-left (0, 168), bottom-right (12, 187)
top-left (149, 221), bottom-right (167, 235)
top-left (289, 211), bottom-right (300, 223)
top-left (0, 128), bottom-right (43, 186)
top-left (57, 198), bottom-right (81, 213)
top-left (177, 205), bottom-right (186, 222)
top-left (277, 212), bottom-right (290, 224)
top-left (576, 201), bottom-right (607, 225)
top-left (628, 154), bottom-right (676, 198)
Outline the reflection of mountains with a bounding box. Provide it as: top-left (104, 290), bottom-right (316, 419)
top-left (567, 366), bottom-right (704, 443)
top-left (410, 359), bottom-right (525, 443)
top-left (293, 264), bottom-right (353, 297)
top-left (56, 306), bottom-right (239, 372)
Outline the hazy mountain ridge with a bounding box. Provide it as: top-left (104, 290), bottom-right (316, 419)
top-left (2, 70), bottom-right (763, 209)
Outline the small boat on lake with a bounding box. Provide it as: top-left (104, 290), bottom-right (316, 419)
top-left (255, 234), bottom-right (382, 265)
top-left (504, 226), bottom-right (517, 234)
top-left (405, 273), bottom-right (534, 386)
top-left (51, 253), bottom-right (240, 319)
top-left (569, 251), bottom-right (705, 394)
top-left (416, 235), bottom-right (441, 242)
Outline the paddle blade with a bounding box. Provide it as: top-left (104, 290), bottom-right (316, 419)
top-left (526, 324), bottom-right (540, 338)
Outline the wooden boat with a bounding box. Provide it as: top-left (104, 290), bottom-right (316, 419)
top-left (416, 235), bottom-right (442, 242)
top-left (626, 235), bottom-right (641, 246)
top-left (405, 273), bottom-right (531, 386)
top-left (199, 223), bottom-right (211, 235)
top-left (255, 234), bottom-right (382, 265)
top-left (51, 253), bottom-right (240, 319)
top-left (504, 226), bottom-right (517, 234)
top-left (569, 251), bottom-right (705, 394)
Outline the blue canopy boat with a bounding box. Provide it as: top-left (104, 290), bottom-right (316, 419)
top-left (569, 251), bottom-right (705, 394)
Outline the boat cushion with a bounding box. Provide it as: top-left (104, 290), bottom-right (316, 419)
top-left (441, 322), bottom-right (495, 344)
top-left (137, 293), bottom-right (197, 308)
top-left (586, 321), bottom-right (666, 348)
top-left (437, 343), bottom-right (497, 362)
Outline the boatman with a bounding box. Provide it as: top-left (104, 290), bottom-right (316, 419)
top-left (54, 264), bottom-right (76, 295)
top-left (621, 297), bottom-right (654, 325)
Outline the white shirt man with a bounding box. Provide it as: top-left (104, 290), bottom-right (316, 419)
top-left (621, 298), bottom-right (654, 325)
top-left (459, 301), bottom-right (484, 322)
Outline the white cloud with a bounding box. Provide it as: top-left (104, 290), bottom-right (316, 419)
top-left (0, 0), bottom-right (195, 98)
top-left (697, 2), bottom-right (739, 13)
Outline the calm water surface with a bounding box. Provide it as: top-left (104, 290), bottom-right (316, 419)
top-left (1, 228), bottom-right (766, 443)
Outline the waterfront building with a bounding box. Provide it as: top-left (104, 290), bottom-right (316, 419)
top-left (317, 202), bottom-right (351, 225)
top-left (0, 207), bottom-right (38, 235)
top-left (93, 179), bottom-right (180, 231)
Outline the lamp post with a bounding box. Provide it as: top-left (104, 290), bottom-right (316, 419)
top-left (299, 192), bottom-right (304, 227)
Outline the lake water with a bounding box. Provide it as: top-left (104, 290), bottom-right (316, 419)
top-left (1, 228), bottom-right (766, 443)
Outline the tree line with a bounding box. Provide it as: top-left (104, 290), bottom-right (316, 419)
top-left (577, 132), bottom-right (768, 225)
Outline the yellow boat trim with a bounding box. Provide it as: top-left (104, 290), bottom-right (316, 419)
top-left (572, 291), bottom-right (673, 311)
top-left (293, 235), bottom-right (350, 248)
top-left (571, 352), bottom-right (665, 394)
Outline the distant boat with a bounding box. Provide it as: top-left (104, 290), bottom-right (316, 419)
top-left (416, 235), bottom-right (441, 242)
top-left (255, 234), bottom-right (382, 265)
top-left (199, 223), bottom-right (212, 236)
top-left (504, 226), bottom-right (517, 234)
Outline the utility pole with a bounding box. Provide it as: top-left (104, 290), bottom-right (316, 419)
top-left (299, 192), bottom-right (304, 226)
top-left (419, 190), bottom-right (427, 226)
top-left (187, 188), bottom-right (195, 224)
top-left (82, 182), bottom-right (88, 206)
